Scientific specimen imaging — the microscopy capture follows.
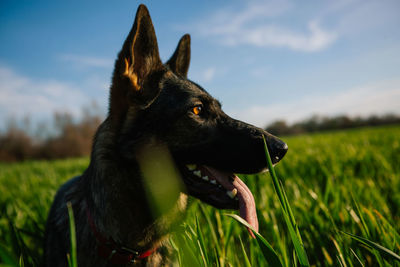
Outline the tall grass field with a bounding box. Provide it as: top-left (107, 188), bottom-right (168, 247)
top-left (0, 125), bottom-right (399, 266)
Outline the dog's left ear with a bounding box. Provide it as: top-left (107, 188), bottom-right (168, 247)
top-left (166, 34), bottom-right (191, 77)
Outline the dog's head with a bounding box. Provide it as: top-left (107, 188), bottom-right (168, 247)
top-left (109, 5), bottom-right (288, 232)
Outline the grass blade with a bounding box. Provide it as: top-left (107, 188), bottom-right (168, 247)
top-left (350, 193), bottom-right (370, 237)
top-left (350, 196), bottom-right (385, 265)
top-left (195, 216), bottom-right (209, 266)
top-left (225, 214), bottom-right (283, 267)
top-left (262, 137), bottom-right (287, 212)
top-left (19, 255), bottom-right (24, 267)
top-left (331, 237), bottom-right (348, 267)
top-left (223, 220), bottom-right (235, 257)
top-left (350, 248), bottom-right (365, 267)
top-left (341, 231), bottom-right (400, 262)
top-left (292, 250), bottom-right (298, 267)
top-left (67, 202), bottom-right (78, 267)
top-left (198, 204), bottom-right (221, 255)
top-left (263, 136), bottom-right (310, 267)
top-left (173, 229), bottom-right (202, 267)
top-left (239, 236), bottom-right (252, 267)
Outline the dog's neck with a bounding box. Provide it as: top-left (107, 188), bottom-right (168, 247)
top-left (83, 118), bottom-right (187, 251)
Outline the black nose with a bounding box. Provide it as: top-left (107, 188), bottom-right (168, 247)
top-left (269, 138), bottom-right (288, 163)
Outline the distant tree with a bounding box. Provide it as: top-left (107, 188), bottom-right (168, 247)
top-left (266, 120), bottom-right (291, 136)
top-left (0, 122), bottom-right (35, 161)
top-left (38, 109), bottom-right (102, 159)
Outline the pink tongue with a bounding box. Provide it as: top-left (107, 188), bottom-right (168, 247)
top-left (202, 167), bottom-right (259, 237)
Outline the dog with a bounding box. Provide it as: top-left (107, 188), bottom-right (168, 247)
top-left (44, 4), bottom-right (288, 266)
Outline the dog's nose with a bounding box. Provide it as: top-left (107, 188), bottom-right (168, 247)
top-left (270, 139), bottom-right (288, 163)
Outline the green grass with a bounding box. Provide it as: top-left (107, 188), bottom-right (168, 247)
top-left (0, 125), bottom-right (399, 266)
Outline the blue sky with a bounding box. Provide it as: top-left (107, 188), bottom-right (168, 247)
top-left (0, 0), bottom-right (399, 129)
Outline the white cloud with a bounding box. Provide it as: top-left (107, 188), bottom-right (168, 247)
top-left (321, 0), bottom-right (400, 36)
top-left (59, 54), bottom-right (113, 68)
top-left (229, 79), bottom-right (400, 127)
top-left (191, 66), bottom-right (219, 84)
top-left (0, 65), bottom-right (90, 125)
top-left (230, 21), bottom-right (337, 52)
top-left (194, 1), bottom-right (337, 52)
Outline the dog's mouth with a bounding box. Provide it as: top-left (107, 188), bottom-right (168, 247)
top-left (180, 164), bottom-right (258, 235)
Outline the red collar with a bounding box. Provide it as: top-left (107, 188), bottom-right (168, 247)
top-left (85, 201), bottom-right (156, 264)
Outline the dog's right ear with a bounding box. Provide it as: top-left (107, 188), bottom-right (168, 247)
top-left (166, 34), bottom-right (191, 77)
top-left (110, 4), bottom-right (163, 126)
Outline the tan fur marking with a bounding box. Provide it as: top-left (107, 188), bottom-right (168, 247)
top-left (131, 73), bottom-right (139, 90)
top-left (164, 70), bottom-right (174, 78)
top-left (177, 193), bottom-right (188, 212)
top-left (121, 15), bottom-right (143, 92)
top-left (123, 57), bottom-right (130, 76)
top-left (123, 57), bottom-right (140, 91)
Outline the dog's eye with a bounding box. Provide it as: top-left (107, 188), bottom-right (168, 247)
top-left (192, 105), bottom-right (203, 115)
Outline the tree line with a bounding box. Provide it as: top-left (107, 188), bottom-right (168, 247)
top-left (265, 114), bottom-right (400, 136)
top-left (1, 111), bottom-right (399, 162)
top-left (0, 104), bottom-right (102, 162)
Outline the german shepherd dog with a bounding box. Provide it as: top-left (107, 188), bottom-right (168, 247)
top-left (44, 4), bottom-right (288, 266)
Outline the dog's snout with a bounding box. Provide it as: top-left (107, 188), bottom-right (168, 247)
top-left (269, 138), bottom-right (288, 162)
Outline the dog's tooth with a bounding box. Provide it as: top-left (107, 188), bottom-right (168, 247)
top-left (193, 170), bottom-right (202, 177)
top-left (232, 188), bottom-right (238, 197)
top-left (226, 188), bottom-right (238, 199)
top-left (210, 179), bottom-right (217, 184)
top-left (186, 164), bottom-right (197, 171)
top-left (202, 175), bottom-right (209, 181)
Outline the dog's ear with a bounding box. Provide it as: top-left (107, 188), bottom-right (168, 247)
top-left (120, 4), bottom-right (162, 90)
top-left (110, 4), bottom-right (163, 126)
top-left (166, 34), bottom-right (191, 77)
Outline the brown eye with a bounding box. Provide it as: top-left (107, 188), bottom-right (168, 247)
top-left (192, 105), bottom-right (203, 115)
